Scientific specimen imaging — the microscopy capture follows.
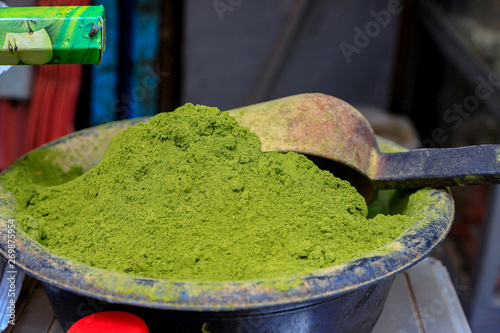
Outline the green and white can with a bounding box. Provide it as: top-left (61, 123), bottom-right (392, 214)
top-left (0, 6), bottom-right (105, 65)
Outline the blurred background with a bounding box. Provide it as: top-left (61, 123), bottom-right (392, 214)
top-left (1, 0), bottom-right (500, 331)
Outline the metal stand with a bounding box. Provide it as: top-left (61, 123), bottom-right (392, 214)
top-left (467, 185), bottom-right (500, 331)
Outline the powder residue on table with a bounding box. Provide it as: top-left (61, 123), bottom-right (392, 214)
top-left (1, 104), bottom-right (412, 281)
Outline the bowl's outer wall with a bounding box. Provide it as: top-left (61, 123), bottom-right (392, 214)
top-left (44, 277), bottom-right (394, 333)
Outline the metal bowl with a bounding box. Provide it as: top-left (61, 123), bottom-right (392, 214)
top-left (0, 117), bottom-right (454, 333)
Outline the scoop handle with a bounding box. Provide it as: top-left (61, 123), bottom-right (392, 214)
top-left (374, 145), bottom-right (500, 189)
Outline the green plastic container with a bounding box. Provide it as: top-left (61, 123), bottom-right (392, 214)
top-left (0, 6), bottom-right (105, 65)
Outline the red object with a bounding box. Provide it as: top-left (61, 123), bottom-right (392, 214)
top-left (67, 311), bottom-right (149, 333)
top-left (0, 100), bottom-right (29, 170)
top-left (26, 64), bottom-right (83, 150)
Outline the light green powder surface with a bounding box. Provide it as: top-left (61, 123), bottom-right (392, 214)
top-left (1, 104), bottom-right (412, 281)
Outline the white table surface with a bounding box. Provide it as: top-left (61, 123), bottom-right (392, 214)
top-left (372, 257), bottom-right (472, 333)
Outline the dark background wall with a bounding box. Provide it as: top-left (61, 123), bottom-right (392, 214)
top-left (182, 0), bottom-right (402, 111)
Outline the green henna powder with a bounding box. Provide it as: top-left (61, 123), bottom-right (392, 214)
top-left (1, 103), bottom-right (413, 281)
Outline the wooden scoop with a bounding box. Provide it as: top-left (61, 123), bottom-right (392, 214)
top-left (228, 93), bottom-right (500, 202)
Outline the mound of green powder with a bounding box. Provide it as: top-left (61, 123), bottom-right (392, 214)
top-left (3, 104), bottom-right (412, 281)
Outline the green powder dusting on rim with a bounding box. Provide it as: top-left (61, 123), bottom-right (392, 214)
top-left (1, 103), bottom-right (412, 282)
